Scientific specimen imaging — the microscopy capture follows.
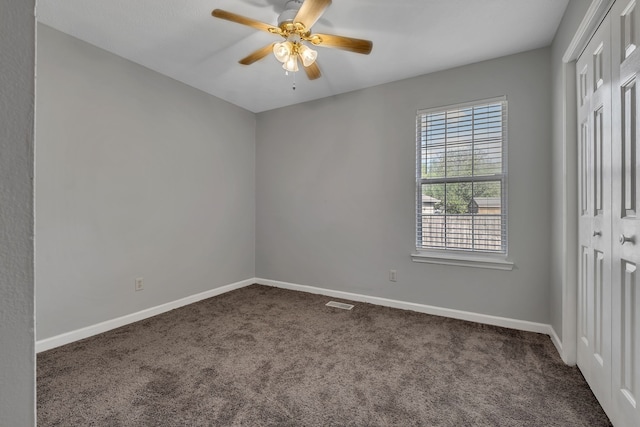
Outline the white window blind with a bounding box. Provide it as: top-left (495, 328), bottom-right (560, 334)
top-left (416, 97), bottom-right (507, 254)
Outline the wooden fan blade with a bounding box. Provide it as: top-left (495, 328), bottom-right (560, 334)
top-left (239, 43), bottom-right (276, 65)
top-left (294, 0), bottom-right (332, 29)
top-left (311, 33), bottom-right (372, 54)
top-left (212, 9), bottom-right (277, 33)
top-left (303, 62), bottom-right (321, 80)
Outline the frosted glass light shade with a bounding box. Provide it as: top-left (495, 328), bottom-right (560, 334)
top-left (273, 42), bottom-right (292, 63)
top-left (283, 55), bottom-right (299, 72)
top-left (299, 44), bottom-right (318, 67)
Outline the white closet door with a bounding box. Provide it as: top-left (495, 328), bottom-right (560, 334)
top-left (577, 16), bottom-right (614, 415)
top-left (611, 1), bottom-right (640, 425)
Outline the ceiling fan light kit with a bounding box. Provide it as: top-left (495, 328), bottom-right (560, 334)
top-left (211, 0), bottom-right (372, 82)
top-left (273, 38), bottom-right (318, 72)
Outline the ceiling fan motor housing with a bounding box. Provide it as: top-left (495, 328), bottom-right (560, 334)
top-left (278, 0), bottom-right (303, 26)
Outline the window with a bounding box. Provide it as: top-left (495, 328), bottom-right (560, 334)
top-left (415, 97), bottom-right (508, 260)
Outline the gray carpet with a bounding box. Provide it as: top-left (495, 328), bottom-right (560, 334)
top-left (38, 284), bottom-right (611, 426)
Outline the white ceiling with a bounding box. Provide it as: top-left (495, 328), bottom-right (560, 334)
top-left (36, 0), bottom-right (569, 113)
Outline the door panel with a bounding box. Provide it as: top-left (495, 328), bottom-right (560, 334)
top-left (578, 63), bottom-right (593, 380)
top-left (595, 249), bottom-right (606, 364)
top-left (577, 16), bottom-right (614, 415)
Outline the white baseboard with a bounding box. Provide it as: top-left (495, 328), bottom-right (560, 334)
top-left (37, 277), bottom-right (560, 358)
top-left (549, 327), bottom-right (564, 359)
top-left (36, 278), bottom-right (257, 353)
top-left (257, 278), bottom-right (555, 336)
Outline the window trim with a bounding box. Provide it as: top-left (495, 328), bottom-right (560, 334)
top-left (410, 250), bottom-right (514, 270)
top-left (414, 96), bottom-right (511, 268)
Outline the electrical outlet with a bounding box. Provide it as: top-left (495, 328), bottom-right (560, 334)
top-left (389, 269), bottom-right (397, 282)
top-left (135, 277), bottom-right (144, 291)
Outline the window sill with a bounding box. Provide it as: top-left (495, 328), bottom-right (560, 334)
top-left (411, 251), bottom-right (514, 271)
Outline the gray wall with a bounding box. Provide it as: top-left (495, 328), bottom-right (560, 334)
top-left (256, 48), bottom-right (552, 323)
top-left (0, 0), bottom-right (35, 425)
top-left (36, 24), bottom-right (256, 340)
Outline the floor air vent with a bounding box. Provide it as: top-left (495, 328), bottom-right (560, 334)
top-left (326, 301), bottom-right (354, 310)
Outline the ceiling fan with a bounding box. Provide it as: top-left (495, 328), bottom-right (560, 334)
top-left (211, 0), bottom-right (373, 81)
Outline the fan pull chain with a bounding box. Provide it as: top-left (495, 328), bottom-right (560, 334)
top-left (283, 70), bottom-right (296, 90)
